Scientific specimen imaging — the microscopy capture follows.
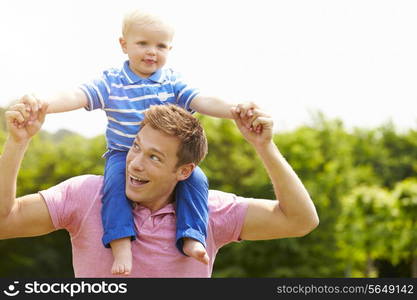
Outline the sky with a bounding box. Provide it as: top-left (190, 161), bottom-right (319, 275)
top-left (0, 0), bottom-right (416, 137)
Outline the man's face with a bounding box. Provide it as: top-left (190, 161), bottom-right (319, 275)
top-left (120, 23), bottom-right (173, 78)
top-left (125, 125), bottom-right (192, 210)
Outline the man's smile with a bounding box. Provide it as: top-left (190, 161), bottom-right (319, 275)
top-left (128, 173), bottom-right (150, 187)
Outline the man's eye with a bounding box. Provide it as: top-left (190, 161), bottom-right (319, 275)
top-left (150, 155), bottom-right (160, 161)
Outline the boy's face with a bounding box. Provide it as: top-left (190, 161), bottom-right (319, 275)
top-left (120, 23), bottom-right (173, 78)
top-left (125, 125), bottom-right (193, 210)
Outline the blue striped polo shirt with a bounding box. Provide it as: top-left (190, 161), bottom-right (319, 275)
top-left (80, 61), bottom-right (200, 152)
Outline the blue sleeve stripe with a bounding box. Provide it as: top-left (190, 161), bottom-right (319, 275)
top-left (185, 90), bottom-right (200, 112)
top-left (79, 85), bottom-right (95, 111)
top-left (101, 77), bottom-right (111, 94)
top-left (91, 84), bottom-right (105, 108)
top-left (177, 86), bottom-right (192, 100)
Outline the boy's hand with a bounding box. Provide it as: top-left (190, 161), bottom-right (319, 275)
top-left (18, 94), bottom-right (42, 123)
top-left (234, 101), bottom-right (258, 118)
top-left (5, 99), bottom-right (48, 143)
top-left (232, 101), bottom-right (262, 132)
top-left (231, 107), bottom-right (273, 148)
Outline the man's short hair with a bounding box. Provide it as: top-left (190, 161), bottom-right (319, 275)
top-left (141, 105), bottom-right (208, 167)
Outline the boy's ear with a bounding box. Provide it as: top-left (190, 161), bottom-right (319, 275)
top-left (119, 37), bottom-right (128, 54)
top-left (176, 163), bottom-right (195, 181)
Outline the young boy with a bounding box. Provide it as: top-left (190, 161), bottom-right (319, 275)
top-left (21, 9), bottom-right (256, 275)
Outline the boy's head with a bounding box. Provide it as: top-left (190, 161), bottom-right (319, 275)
top-left (120, 9), bottom-right (175, 79)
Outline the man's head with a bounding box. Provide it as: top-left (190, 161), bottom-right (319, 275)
top-left (125, 105), bottom-right (208, 210)
top-left (119, 9), bottom-right (175, 78)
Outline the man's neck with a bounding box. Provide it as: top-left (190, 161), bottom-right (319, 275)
top-left (132, 193), bottom-right (175, 213)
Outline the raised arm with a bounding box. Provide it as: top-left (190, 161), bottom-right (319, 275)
top-left (231, 108), bottom-right (319, 240)
top-left (190, 95), bottom-right (261, 121)
top-left (20, 88), bottom-right (88, 114)
top-left (0, 101), bottom-right (55, 239)
top-left (190, 95), bottom-right (235, 119)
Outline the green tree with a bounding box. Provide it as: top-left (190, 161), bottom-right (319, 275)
top-left (337, 186), bottom-right (395, 277)
top-left (391, 179), bottom-right (417, 277)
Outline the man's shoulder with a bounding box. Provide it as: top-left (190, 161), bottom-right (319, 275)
top-left (58, 175), bottom-right (104, 192)
top-left (207, 190), bottom-right (247, 213)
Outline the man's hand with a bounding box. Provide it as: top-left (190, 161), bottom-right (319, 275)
top-left (18, 94), bottom-right (42, 120)
top-left (231, 106), bottom-right (273, 148)
top-left (5, 98), bottom-right (48, 143)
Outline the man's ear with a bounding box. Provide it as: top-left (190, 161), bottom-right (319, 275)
top-left (119, 37), bottom-right (128, 54)
top-left (176, 163), bottom-right (195, 181)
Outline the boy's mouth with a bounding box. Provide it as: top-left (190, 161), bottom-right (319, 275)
top-left (143, 59), bottom-right (156, 65)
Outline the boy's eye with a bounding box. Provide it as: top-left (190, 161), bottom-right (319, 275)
top-left (158, 44), bottom-right (167, 49)
top-left (137, 41), bottom-right (147, 46)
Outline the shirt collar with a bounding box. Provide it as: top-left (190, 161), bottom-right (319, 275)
top-left (133, 202), bottom-right (175, 217)
top-left (122, 61), bottom-right (166, 84)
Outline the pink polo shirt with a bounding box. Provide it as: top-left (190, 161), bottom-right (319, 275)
top-left (40, 175), bottom-right (248, 277)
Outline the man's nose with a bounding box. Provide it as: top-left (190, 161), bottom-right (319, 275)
top-left (130, 153), bottom-right (145, 171)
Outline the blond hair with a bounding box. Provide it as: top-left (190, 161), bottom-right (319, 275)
top-left (141, 105), bottom-right (208, 167)
top-left (122, 9), bottom-right (175, 38)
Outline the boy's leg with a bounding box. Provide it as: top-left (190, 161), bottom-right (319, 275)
top-left (103, 150), bottom-right (135, 274)
top-left (175, 166), bottom-right (209, 264)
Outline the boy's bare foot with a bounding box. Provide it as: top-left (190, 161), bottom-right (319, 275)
top-left (183, 238), bottom-right (209, 265)
top-left (110, 237), bottom-right (132, 275)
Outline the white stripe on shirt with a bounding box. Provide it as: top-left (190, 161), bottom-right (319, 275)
top-left (101, 77), bottom-right (111, 94)
top-left (111, 83), bottom-right (161, 89)
top-left (122, 67), bottom-right (133, 83)
top-left (91, 85), bottom-right (105, 109)
top-left (79, 86), bottom-right (95, 110)
top-left (177, 86), bottom-right (193, 100)
top-left (114, 142), bottom-right (132, 149)
top-left (108, 127), bottom-right (137, 138)
top-left (104, 108), bottom-right (147, 113)
top-left (185, 91), bottom-right (199, 109)
top-left (108, 94), bottom-right (157, 102)
top-left (108, 116), bottom-right (142, 125)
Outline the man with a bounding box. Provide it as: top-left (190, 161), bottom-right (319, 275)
top-left (0, 101), bottom-right (319, 277)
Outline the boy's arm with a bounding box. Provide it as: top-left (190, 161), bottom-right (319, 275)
top-left (0, 102), bottom-right (55, 239)
top-left (21, 88), bottom-right (88, 114)
top-left (190, 95), bottom-right (235, 119)
top-left (232, 108), bottom-right (319, 240)
top-left (190, 95), bottom-right (260, 120)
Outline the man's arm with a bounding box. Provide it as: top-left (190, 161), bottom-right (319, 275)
top-left (20, 88), bottom-right (88, 115)
top-left (231, 108), bottom-right (319, 240)
top-left (0, 101), bottom-right (55, 239)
